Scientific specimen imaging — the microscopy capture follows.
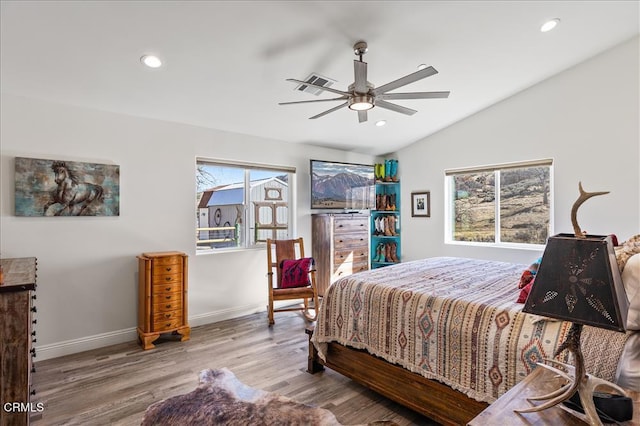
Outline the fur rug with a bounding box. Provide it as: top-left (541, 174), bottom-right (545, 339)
top-left (141, 368), bottom-right (393, 426)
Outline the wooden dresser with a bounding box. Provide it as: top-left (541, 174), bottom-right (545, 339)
top-left (312, 213), bottom-right (369, 296)
top-left (0, 257), bottom-right (38, 426)
top-left (137, 251), bottom-right (190, 350)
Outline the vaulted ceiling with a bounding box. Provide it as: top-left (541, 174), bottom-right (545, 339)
top-left (1, 1), bottom-right (638, 155)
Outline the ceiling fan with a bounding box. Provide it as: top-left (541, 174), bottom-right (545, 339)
top-left (279, 41), bottom-right (450, 123)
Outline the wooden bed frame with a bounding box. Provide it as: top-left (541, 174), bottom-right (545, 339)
top-left (306, 327), bottom-right (488, 426)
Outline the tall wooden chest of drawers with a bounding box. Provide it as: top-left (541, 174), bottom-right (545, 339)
top-left (137, 251), bottom-right (190, 350)
top-left (0, 257), bottom-right (37, 426)
top-left (312, 213), bottom-right (369, 296)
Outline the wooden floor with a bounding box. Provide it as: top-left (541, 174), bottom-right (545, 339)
top-left (31, 311), bottom-right (439, 425)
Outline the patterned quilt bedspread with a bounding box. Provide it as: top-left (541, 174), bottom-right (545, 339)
top-left (311, 257), bottom-right (628, 403)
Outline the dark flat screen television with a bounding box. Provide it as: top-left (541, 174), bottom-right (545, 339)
top-left (310, 159), bottom-right (375, 210)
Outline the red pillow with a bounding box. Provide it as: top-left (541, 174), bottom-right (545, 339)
top-left (517, 279), bottom-right (534, 303)
top-left (518, 257), bottom-right (542, 289)
top-left (280, 257), bottom-right (314, 288)
top-left (519, 270), bottom-right (535, 289)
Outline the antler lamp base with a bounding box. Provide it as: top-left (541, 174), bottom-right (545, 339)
top-left (514, 323), bottom-right (628, 426)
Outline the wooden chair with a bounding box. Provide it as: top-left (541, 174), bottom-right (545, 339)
top-left (266, 238), bottom-right (318, 325)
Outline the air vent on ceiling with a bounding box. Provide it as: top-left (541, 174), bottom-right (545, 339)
top-left (295, 73), bottom-right (336, 96)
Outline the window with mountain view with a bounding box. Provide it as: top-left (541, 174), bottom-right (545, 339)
top-left (445, 160), bottom-right (552, 246)
top-left (196, 159), bottom-right (295, 251)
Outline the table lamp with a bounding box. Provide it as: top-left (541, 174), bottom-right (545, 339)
top-left (516, 183), bottom-right (630, 425)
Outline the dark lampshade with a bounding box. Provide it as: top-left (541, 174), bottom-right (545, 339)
top-left (523, 233), bottom-right (629, 332)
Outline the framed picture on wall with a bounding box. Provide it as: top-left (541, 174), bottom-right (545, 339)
top-left (15, 157), bottom-right (120, 217)
top-left (411, 191), bottom-right (430, 217)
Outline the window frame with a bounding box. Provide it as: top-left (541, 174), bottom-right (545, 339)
top-left (444, 159), bottom-right (553, 250)
top-left (196, 158), bottom-right (296, 254)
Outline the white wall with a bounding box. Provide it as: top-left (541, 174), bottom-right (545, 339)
top-left (3, 37), bottom-right (638, 361)
top-left (0, 95), bottom-right (374, 359)
top-left (397, 36), bottom-right (639, 265)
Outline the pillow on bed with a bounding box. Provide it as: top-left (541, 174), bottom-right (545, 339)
top-left (517, 280), bottom-right (534, 303)
top-left (518, 257), bottom-right (542, 289)
top-left (279, 257), bottom-right (314, 289)
top-left (516, 257), bottom-right (542, 303)
top-left (622, 253), bottom-right (640, 330)
top-left (615, 234), bottom-right (640, 274)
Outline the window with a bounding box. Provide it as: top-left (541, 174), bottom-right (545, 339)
top-left (196, 159), bottom-right (295, 251)
top-left (445, 159), bottom-right (552, 247)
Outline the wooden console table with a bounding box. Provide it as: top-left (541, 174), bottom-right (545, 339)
top-left (468, 366), bottom-right (640, 425)
top-left (0, 257), bottom-right (38, 426)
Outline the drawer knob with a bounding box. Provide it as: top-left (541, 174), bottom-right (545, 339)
top-left (165, 277), bottom-right (172, 281)
top-left (165, 295), bottom-right (171, 300)
top-left (165, 313), bottom-right (171, 318)
top-left (166, 323), bottom-right (172, 327)
top-left (166, 287), bottom-right (171, 291)
top-left (166, 267), bottom-right (172, 271)
top-left (166, 304), bottom-right (172, 309)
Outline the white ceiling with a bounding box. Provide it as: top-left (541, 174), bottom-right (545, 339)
top-left (1, 1), bottom-right (638, 155)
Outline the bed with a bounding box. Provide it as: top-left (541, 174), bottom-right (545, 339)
top-left (308, 256), bottom-right (639, 425)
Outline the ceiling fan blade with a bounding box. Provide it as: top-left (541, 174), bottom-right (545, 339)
top-left (378, 91), bottom-right (450, 100)
top-left (358, 110), bottom-right (367, 123)
top-left (279, 97), bottom-right (348, 105)
top-left (354, 60), bottom-right (368, 94)
top-left (309, 102), bottom-right (349, 119)
top-left (372, 66), bottom-right (438, 95)
top-left (286, 78), bottom-right (350, 96)
top-left (375, 100), bottom-right (417, 116)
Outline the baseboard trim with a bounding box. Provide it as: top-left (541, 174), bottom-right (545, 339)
top-left (188, 304), bottom-right (265, 327)
top-left (35, 327), bottom-right (139, 361)
top-left (35, 304), bottom-right (266, 361)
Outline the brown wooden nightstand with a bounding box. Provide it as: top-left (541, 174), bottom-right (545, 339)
top-left (468, 366), bottom-right (640, 425)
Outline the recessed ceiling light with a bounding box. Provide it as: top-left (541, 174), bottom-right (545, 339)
top-left (417, 64), bottom-right (428, 70)
top-left (540, 18), bottom-right (560, 33)
top-left (375, 120), bottom-right (387, 127)
top-left (140, 54), bottom-right (162, 68)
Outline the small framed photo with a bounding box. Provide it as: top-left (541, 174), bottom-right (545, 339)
top-left (411, 191), bottom-right (430, 217)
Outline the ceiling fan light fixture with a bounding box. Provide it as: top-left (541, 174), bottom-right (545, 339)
top-left (540, 18), bottom-right (560, 33)
top-left (140, 54), bottom-right (162, 68)
top-left (349, 95), bottom-right (374, 111)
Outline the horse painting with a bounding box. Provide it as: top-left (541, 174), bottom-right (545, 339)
top-left (43, 161), bottom-right (104, 216)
